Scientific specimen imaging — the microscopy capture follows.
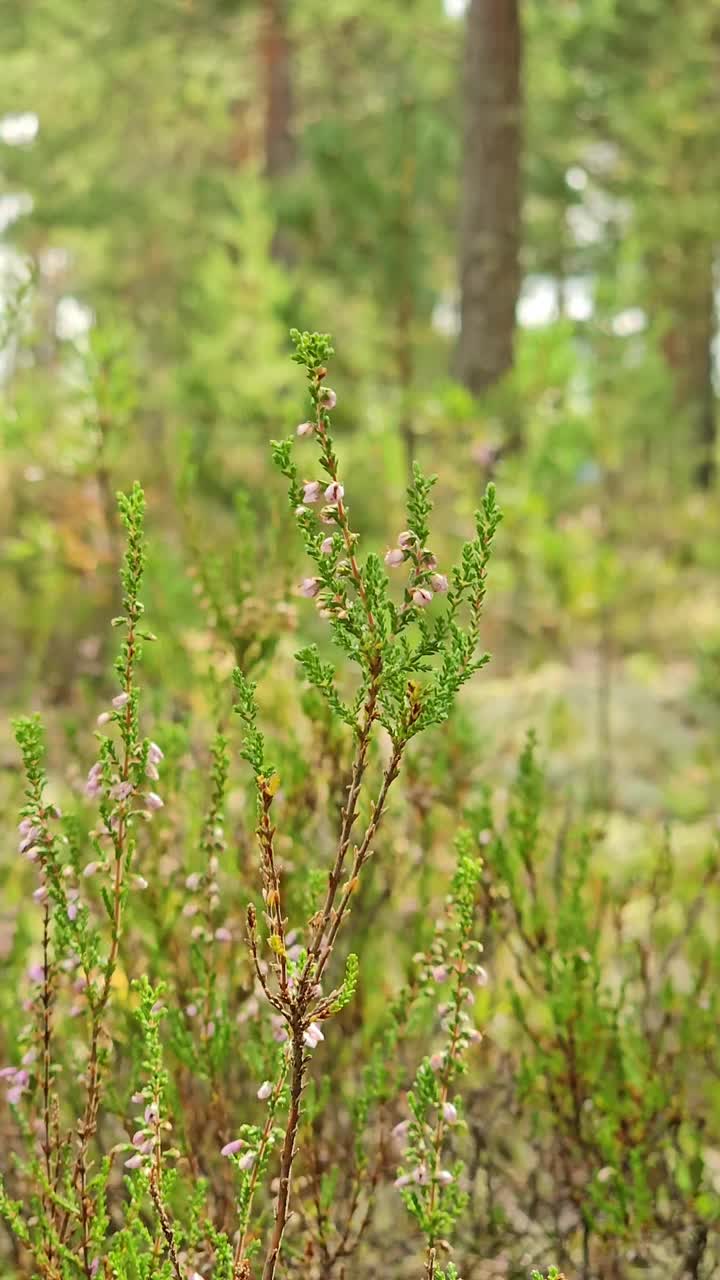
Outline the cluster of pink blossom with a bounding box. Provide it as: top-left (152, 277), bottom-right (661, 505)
top-left (124, 1098), bottom-right (162, 1171)
top-left (384, 530), bottom-right (449, 607)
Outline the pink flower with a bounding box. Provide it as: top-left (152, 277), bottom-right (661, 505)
top-left (411, 587), bottom-right (433, 608)
top-left (394, 1172), bottom-right (412, 1188)
top-left (385, 548), bottom-right (405, 567)
top-left (85, 763), bottom-right (103, 798)
top-left (110, 781), bottom-right (133, 802)
top-left (391, 1120), bottom-right (409, 1141)
top-left (398, 531), bottom-right (415, 549)
top-left (324, 481), bottom-right (344, 504)
top-left (148, 742), bottom-right (164, 764)
top-left (302, 480), bottom-right (323, 504)
top-left (320, 536), bottom-right (335, 555)
top-left (96, 712), bottom-right (111, 727)
top-left (476, 966), bottom-right (489, 987)
top-left (303, 1022), bottom-right (324, 1049)
top-left (257, 1080), bottom-right (273, 1101)
top-left (83, 861), bottom-right (101, 878)
top-left (185, 873), bottom-right (202, 891)
top-left (214, 927), bottom-right (232, 943)
top-left (124, 1153), bottom-right (144, 1169)
top-left (132, 1129), bottom-right (148, 1147)
top-left (237, 1151), bottom-right (256, 1171)
top-left (299, 577), bottom-right (321, 599)
top-left (133, 875), bottom-right (148, 890)
top-left (146, 762), bottom-right (159, 781)
top-left (112, 692), bottom-right (130, 710)
top-left (431, 573), bottom-right (449, 594)
top-left (27, 964), bottom-right (44, 984)
top-left (437, 1169), bottom-right (454, 1185)
top-left (429, 1052), bottom-right (444, 1072)
top-left (271, 1014), bottom-right (288, 1043)
top-left (431, 965), bottom-right (448, 983)
top-left (296, 421), bottom-right (315, 437)
top-left (145, 792), bottom-right (164, 812)
top-left (33, 885), bottom-right (48, 905)
top-left (319, 387), bottom-right (337, 411)
top-left (185, 1004), bottom-right (198, 1018)
top-left (144, 1103), bottom-right (159, 1124)
top-left (442, 1102), bottom-right (458, 1124)
top-left (221, 1138), bottom-right (244, 1158)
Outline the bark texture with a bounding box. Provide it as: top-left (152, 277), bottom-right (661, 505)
top-left (457, 0), bottom-right (522, 397)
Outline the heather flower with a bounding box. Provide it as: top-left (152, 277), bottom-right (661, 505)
top-left (411, 587), bottom-right (433, 608)
top-left (385, 547), bottom-right (405, 567)
top-left (476, 966), bottom-right (489, 987)
top-left (319, 386), bottom-right (337, 410)
top-left (299, 577), bottom-right (321, 599)
top-left (392, 1119), bottom-right (410, 1141)
top-left (257, 1080), bottom-right (273, 1101)
top-left (124, 1153), bottom-right (144, 1169)
top-left (32, 885), bottom-right (48, 905)
top-left (431, 573), bottom-right (449, 594)
top-left (432, 964), bottom-right (448, 983)
top-left (145, 792), bottom-right (164, 811)
top-left (133, 875), bottom-right (148, 890)
top-left (320, 536), bottom-right (335, 555)
top-left (442, 1102), bottom-right (458, 1124)
top-left (398, 531), bottom-right (415, 549)
top-left (296, 420), bottom-right (314, 437)
top-left (324, 480), bottom-right (344, 504)
top-left (185, 873), bottom-right (202, 891)
top-left (302, 480), bottom-right (322, 504)
top-left (185, 1004), bottom-right (198, 1018)
top-left (112, 692), bottom-right (130, 710)
top-left (221, 1138), bottom-right (244, 1157)
top-left (85, 762), bottom-right (103, 798)
top-left (146, 761), bottom-right (159, 781)
top-left (96, 711), bottom-right (111, 727)
top-left (303, 1021), bottom-right (324, 1049)
top-left (83, 861), bottom-right (101, 877)
top-left (110, 780), bottom-right (133, 802)
top-left (148, 742), bottom-right (163, 764)
top-left (214, 927), bottom-right (232, 943)
top-left (144, 1103), bottom-right (159, 1123)
top-left (437, 1169), bottom-right (454, 1185)
top-left (430, 1052), bottom-right (444, 1072)
top-left (238, 1151), bottom-right (256, 1171)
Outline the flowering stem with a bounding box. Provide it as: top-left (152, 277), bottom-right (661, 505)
top-left (233, 1062), bottom-right (289, 1275)
top-left (261, 1024), bottom-right (306, 1280)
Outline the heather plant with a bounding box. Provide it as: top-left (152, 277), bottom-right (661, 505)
top-left (0, 332), bottom-right (502, 1280)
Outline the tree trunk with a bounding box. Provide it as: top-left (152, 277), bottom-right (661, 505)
top-left (660, 249), bottom-right (716, 490)
top-left (260, 0), bottom-right (296, 261)
top-left (457, 0), bottom-right (522, 398)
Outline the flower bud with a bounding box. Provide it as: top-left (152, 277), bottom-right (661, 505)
top-left (385, 548), bottom-right (404, 567)
top-left (431, 573), bottom-right (449, 594)
top-left (411, 587), bottom-right (433, 608)
top-left (296, 421), bottom-right (315, 437)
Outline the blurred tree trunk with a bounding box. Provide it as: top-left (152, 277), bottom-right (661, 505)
top-left (659, 248), bottom-right (716, 490)
top-left (457, 0), bottom-right (522, 400)
top-left (260, 0), bottom-right (296, 261)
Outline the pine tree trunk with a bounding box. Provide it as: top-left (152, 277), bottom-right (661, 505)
top-left (457, 0), bottom-right (522, 399)
top-left (260, 0), bottom-right (296, 262)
